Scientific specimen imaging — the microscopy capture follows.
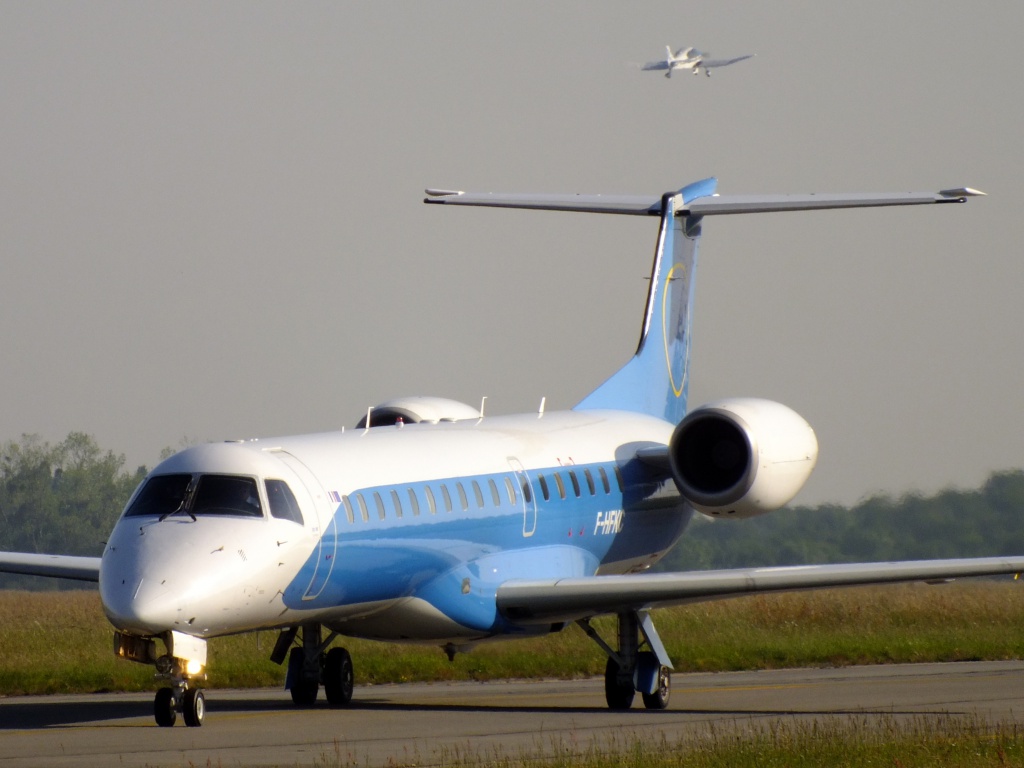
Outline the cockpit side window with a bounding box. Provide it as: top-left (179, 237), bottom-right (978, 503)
top-left (265, 479), bottom-right (304, 525)
top-left (191, 475), bottom-right (263, 517)
top-left (125, 474), bottom-right (193, 517)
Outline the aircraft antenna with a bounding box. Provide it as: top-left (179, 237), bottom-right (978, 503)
top-left (538, 397), bottom-right (546, 416)
top-left (479, 396), bottom-right (487, 418)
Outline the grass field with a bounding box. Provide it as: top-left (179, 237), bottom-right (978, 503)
top-left (353, 717), bottom-right (1024, 768)
top-left (1, 580), bottom-right (1022, 696)
top-left (4, 583), bottom-right (1024, 767)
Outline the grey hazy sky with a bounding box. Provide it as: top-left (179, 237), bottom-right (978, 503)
top-left (1, 1), bottom-right (1020, 506)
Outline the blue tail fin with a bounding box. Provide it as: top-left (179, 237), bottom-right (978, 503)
top-left (574, 178), bottom-right (717, 423)
top-left (427, 178), bottom-right (976, 424)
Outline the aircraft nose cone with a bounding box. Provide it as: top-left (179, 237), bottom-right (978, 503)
top-left (101, 572), bottom-right (184, 634)
top-left (100, 532), bottom-right (194, 634)
top-left (101, 511), bottom-right (285, 638)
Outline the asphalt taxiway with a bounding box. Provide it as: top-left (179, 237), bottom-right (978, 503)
top-left (2, 661), bottom-right (1023, 768)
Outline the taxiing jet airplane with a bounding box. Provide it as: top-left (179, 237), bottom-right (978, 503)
top-left (642, 45), bottom-right (754, 77)
top-left (1, 178), bottom-right (1016, 730)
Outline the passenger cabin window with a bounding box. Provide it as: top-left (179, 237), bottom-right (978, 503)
top-left (390, 489), bottom-right (403, 518)
top-left (355, 494), bottom-right (369, 522)
top-left (342, 495), bottom-right (355, 524)
top-left (441, 485), bottom-right (453, 513)
top-left (568, 470), bottom-right (581, 497)
top-left (472, 480), bottom-right (485, 509)
top-left (266, 479), bottom-right (304, 524)
top-left (488, 478), bottom-right (501, 507)
top-left (407, 488), bottom-right (420, 516)
top-left (537, 474), bottom-right (550, 502)
top-left (583, 469), bottom-right (596, 496)
top-left (520, 477), bottom-right (533, 504)
top-left (553, 473), bottom-right (566, 500)
top-left (373, 491), bottom-right (386, 520)
top-left (425, 486), bottom-right (437, 514)
top-left (456, 482), bottom-right (469, 511)
top-left (504, 477), bottom-right (517, 506)
top-left (598, 467), bottom-right (611, 494)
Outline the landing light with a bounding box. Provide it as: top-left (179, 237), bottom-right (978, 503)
top-left (186, 659), bottom-right (205, 676)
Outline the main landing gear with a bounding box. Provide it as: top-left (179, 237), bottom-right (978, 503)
top-left (273, 623), bottom-right (355, 708)
top-left (577, 610), bottom-right (672, 710)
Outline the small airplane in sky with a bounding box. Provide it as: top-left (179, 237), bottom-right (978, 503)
top-left (642, 45), bottom-right (754, 77)
top-left (0, 178), bottom-right (1008, 730)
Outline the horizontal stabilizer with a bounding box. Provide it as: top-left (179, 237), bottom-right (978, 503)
top-left (425, 187), bottom-right (985, 217)
top-left (686, 188), bottom-right (985, 215)
top-left (425, 189), bottom-right (663, 215)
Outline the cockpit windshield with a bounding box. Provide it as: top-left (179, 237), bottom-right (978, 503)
top-left (125, 474), bottom-right (263, 518)
top-left (125, 474), bottom-right (192, 517)
top-left (192, 475), bottom-right (263, 517)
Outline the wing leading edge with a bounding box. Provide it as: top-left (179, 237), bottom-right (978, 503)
top-left (496, 556), bottom-right (1024, 624)
top-left (0, 552), bottom-right (101, 582)
top-left (701, 54), bottom-right (756, 69)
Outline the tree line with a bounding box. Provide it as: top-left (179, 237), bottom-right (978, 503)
top-left (0, 433), bottom-right (148, 589)
top-left (1, 432), bottom-right (1022, 588)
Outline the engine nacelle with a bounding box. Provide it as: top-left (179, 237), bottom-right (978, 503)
top-left (668, 398), bottom-right (818, 519)
top-left (355, 396), bottom-right (481, 428)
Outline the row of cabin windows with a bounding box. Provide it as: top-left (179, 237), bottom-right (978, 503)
top-left (337, 465), bottom-right (624, 524)
top-left (536, 465), bottom-right (623, 502)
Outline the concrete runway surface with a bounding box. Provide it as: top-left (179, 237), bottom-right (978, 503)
top-left (2, 661), bottom-right (1023, 768)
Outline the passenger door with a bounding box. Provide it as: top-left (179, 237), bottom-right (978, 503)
top-left (271, 450), bottom-right (337, 601)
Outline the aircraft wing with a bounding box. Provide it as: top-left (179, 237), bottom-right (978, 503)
top-left (640, 61), bottom-right (670, 72)
top-left (496, 556), bottom-right (1024, 625)
top-left (0, 552), bottom-right (101, 582)
top-left (425, 187), bottom-right (985, 217)
top-left (701, 54), bottom-right (755, 69)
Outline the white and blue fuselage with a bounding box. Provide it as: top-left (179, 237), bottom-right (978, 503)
top-left (4, 178), bottom-right (1005, 727)
top-left (102, 409), bottom-right (688, 644)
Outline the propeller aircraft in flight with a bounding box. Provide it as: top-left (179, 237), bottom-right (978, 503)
top-left (642, 45), bottom-right (754, 77)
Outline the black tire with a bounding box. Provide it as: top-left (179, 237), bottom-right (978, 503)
top-left (182, 688), bottom-right (205, 727)
top-left (324, 647), bottom-right (354, 707)
top-left (154, 687), bottom-right (177, 727)
top-left (603, 657), bottom-right (635, 710)
top-left (288, 647), bottom-right (319, 706)
top-left (641, 665), bottom-right (671, 710)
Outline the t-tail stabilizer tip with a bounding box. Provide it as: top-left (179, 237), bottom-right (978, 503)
top-left (939, 187), bottom-right (987, 200)
top-left (425, 189), bottom-right (463, 199)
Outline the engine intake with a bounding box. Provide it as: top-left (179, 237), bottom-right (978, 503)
top-left (355, 397), bottom-right (481, 428)
top-left (668, 398), bottom-right (818, 518)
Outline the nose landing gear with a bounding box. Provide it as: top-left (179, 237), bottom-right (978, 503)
top-left (114, 631), bottom-right (208, 727)
top-left (153, 653), bottom-right (207, 727)
top-left (154, 680), bottom-right (205, 727)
